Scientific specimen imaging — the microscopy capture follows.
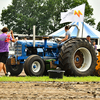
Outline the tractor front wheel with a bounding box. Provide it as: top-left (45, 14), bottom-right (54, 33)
top-left (24, 55), bottom-right (45, 76)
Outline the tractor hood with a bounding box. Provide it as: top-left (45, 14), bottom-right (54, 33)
top-left (16, 40), bottom-right (58, 48)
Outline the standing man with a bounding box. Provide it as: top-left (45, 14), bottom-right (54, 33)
top-left (0, 27), bottom-right (16, 76)
top-left (57, 25), bottom-right (71, 44)
top-left (93, 41), bottom-right (97, 54)
top-left (86, 35), bottom-right (91, 43)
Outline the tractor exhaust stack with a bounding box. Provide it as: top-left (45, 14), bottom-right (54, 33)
top-left (33, 25), bottom-right (35, 47)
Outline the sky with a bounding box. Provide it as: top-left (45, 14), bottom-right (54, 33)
top-left (0, 0), bottom-right (100, 29)
top-left (0, 0), bottom-right (12, 29)
top-left (87, 0), bottom-right (100, 27)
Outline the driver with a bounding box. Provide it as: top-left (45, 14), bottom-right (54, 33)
top-left (57, 25), bottom-right (71, 44)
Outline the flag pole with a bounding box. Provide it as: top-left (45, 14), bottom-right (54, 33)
top-left (81, 4), bottom-right (85, 38)
top-left (81, 22), bottom-right (84, 38)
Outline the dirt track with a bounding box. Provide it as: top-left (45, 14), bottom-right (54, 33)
top-left (0, 71), bottom-right (100, 100)
top-left (0, 81), bottom-right (100, 100)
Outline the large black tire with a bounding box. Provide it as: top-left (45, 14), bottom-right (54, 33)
top-left (24, 55), bottom-right (45, 76)
top-left (6, 59), bottom-right (23, 76)
top-left (59, 38), bottom-right (97, 76)
top-left (23, 56), bottom-right (32, 76)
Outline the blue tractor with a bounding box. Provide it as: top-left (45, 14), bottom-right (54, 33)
top-left (6, 25), bottom-right (97, 76)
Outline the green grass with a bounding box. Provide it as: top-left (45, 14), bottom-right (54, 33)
top-left (0, 76), bottom-right (100, 82)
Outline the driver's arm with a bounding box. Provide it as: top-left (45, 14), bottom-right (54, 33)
top-left (61, 35), bottom-right (68, 42)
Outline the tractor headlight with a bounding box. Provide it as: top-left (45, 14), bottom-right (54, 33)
top-left (25, 48), bottom-right (28, 52)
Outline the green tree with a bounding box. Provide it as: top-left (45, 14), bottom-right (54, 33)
top-left (96, 22), bottom-right (100, 31)
top-left (0, 0), bottom-right (95, 35)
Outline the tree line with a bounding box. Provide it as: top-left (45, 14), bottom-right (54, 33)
top-left (1, 0), bottom-right (97, 35)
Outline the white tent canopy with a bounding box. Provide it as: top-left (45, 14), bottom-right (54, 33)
top-left (49, 22), bottom-right (100, 38)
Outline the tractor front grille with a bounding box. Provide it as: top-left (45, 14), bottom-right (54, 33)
top-left (14, 42), bottom-right (22, 56)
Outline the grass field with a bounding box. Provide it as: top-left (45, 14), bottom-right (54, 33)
top-left (0, 76), bottom-right (100, 82)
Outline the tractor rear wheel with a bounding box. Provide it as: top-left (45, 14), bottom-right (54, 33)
top-left (59, 38), bottom-right (97, 76)
top-left (24, 55), bottom-right (45, 76)
top-left (6, 59), bottom-right (23, 76)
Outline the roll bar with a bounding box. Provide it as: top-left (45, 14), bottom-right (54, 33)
top-left (69, 25), bottom-right (80, 37)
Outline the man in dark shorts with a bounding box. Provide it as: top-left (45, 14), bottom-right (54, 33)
top-left (0, 27), bottom-right (17, 76)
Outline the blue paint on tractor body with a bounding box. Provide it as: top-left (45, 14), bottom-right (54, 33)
top-left (14, 39), bottom-right (60, 65)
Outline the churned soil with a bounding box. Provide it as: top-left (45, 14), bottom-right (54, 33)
top-left (0, 81), bottom-right (100, 100)
top-left (0, 70), bottom-right (100, 100)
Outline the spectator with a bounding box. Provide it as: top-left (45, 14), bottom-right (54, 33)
top-left (24, 37), bottom-right (27, 40)
top-left (0, 27), bottom-right (17, 76)
top-left (93, 41), bottom-right (97, 53)
top-left (86, 35), bottom-right (91, 43)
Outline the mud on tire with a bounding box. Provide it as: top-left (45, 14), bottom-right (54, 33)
top-left (59, 38), bottom-right (97, 76)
